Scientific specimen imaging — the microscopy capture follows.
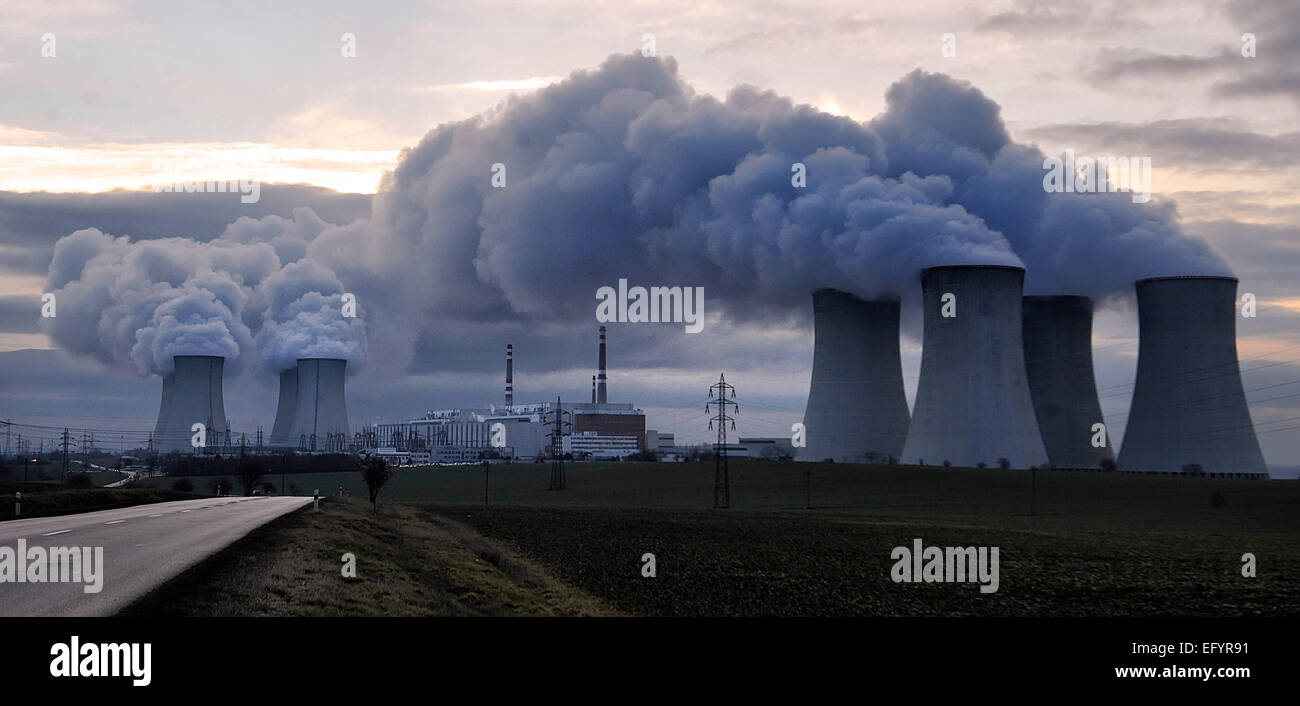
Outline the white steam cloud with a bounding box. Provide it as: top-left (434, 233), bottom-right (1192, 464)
top-left (42, 54), bottom-right (1229, 381)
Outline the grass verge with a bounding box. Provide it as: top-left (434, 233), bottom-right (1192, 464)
top-left (120, 497), bottom-right (618, 616)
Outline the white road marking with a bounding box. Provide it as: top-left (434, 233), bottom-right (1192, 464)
top-left (104, 520), bottom-right (125, 525)
top-left (181, 510), bottom-right (191, 513)
top-left (149, 513), bottom-right (163, 517)
top-left (42, 530), bottom-right (71, 536)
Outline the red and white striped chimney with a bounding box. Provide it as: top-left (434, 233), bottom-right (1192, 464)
top-left (505, 343), bottom-right (514, 408)
top-left (596, 327), bottom-right (608, 404)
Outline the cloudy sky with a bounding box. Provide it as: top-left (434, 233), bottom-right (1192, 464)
top-left (1, 0), bottom-right (1298, 471)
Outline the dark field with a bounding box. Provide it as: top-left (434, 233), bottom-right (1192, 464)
top-left (436, 504), bottom-right (1298, 616)
top-left (139, 460), bottom-right (1300, 533)
top-left (125, 462), bottom-right (1300, 616)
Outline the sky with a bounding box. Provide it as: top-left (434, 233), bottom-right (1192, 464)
top-left (0, 0), bottom-right (1298, 471)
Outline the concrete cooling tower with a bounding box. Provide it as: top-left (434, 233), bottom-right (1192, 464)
top-left (289, 358), bottom-right (350, 451)
top-left (269, 368), bottom-right (298, 446)
top-left (796, 289), bottom-right (910, 463)
top-left (1022, 295), bottom-right (1114, 469)
top-left (152, 355), bottom-right (229, 453)
top-left (1118, 276), bottom-right (1268, 478)
top-left (901, 265), bottom-right (1048, 469)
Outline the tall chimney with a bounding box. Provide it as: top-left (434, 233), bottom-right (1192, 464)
top-left (597, 326), bottom-right (608, 404)
top-left (505, 344), bottom-right (514, 408)
top-left (591, 375), bottom-right (597, 404)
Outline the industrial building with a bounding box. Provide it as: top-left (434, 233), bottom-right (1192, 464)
top-left (796, 288), bottom-right (910, 463)
top-left (1117, 276), bottom-right (1268, 477)
top-left (1022, 296), bottom-right (1113, 469)
top-left (901, 265), bottom-right (1049, 469)
top-left (723, 437), bottom-right (796, 459)
top-left (564, 431), bottom-right (639, 459)
top-left (364, 328), bottom-right (649, 463)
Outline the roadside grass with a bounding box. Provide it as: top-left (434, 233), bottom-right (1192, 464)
top-left (120, 497), bottom-right (618, 617)
top-left (0, 480), bottom-right (198, 521)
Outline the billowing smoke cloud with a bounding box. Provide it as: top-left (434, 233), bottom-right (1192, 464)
top-left (44, 53), bottom-right (1229, 381)
top-left (41, 207), bottom-right (363, 378)
top-left (867, 70), bottom-right (1230, 294)
top-left (306, 54), bottom-right (1227, 365)
top-left (42, 228), bottom-right (271, 376)
top-left (252, 258), bottom-right (365, 373)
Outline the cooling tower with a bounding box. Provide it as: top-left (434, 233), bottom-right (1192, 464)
top-left (901, 266), bottom-right (1048, 468)
top-left (1118, 276), bottom-right (1267, 477)
top-left (796, 289), bottom-right (910, 463)
top-left (152, 355), bottom-right (229, 453)
top-left (289, 358), bottom-right (350, 451)
top-left (269, 368), bottom-right (298, 446)
top-left (1022, 296), bottom-right (1113, 469)
top-left (152, 371), bottom-right (174, 449)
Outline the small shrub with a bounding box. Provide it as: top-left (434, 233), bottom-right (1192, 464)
top-left (172, 478), bottom-right (194, 492)
top-left (998, 457), bottom-right (1011, 470)
top-left (1210, 491), bottom-right (1227, 508)
top-left (66, 473), bottom-right (93, 488)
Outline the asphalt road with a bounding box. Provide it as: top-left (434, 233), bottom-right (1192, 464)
top-left (0, 496), bottom-right (312, 616)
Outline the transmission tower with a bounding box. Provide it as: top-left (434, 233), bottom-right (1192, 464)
top-left (543, 396), bottom-right (572, 490)
top-left (706, 373), bottom-right (738, 509)
top-left (61, 427), bottom-right (72, 482)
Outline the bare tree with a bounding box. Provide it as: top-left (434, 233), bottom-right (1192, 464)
top-left (360, 456), bottom-right (393, 511)
top-left (238, 460), bottom-right (266, 496)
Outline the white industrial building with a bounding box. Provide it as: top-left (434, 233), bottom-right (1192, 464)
top-left (564, 431), bottom-right (638, 459)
